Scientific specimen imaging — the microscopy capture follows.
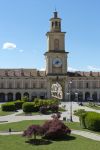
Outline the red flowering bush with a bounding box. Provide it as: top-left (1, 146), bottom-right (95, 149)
top-left (42, 114), bottom-right (71, 139)
top-left (23, 114), bottom-right (71, 140)
top-left (23, 125), bottom-right (43, 139)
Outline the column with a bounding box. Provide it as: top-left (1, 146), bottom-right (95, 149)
top-left (83, 91), bottom-right (85, 101)
top-left (46, 79), bottom-right (51, 98)
top-left (97, 91), bottom-right (99, 101)
top-left (5, 94), bottom-right (8, 102)
top-left (13, 93), bottom-right (16, 101)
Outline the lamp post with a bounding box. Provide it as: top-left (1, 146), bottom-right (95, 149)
top-left (67, 81), bottom-right (73, 122)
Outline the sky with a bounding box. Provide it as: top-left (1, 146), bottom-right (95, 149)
top-left (0, 0), bottom-right (100, 72)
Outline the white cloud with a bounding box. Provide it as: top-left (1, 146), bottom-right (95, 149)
top-left (2, 42), bottom-right (16, 49)
top-left (68, 66), bottom-right (77, 72)
top-left (87, 65), bottom-right (100, 71)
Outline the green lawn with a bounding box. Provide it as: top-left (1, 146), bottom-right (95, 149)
top-left (0, 120), bottom-right (100, 135)
top-left (0, 134), bottom-right (100, 150)
top-left (0, 108), bottom-right (15, 116)
top-left (85, 103), bottom-right (100, 110)
top-left (0, 120), bottom-right (45, 131)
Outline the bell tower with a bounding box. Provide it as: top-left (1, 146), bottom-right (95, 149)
top-left (45, 11), bottom-right (68, 75)
top-left (44, 11), bottom-right (68, 100)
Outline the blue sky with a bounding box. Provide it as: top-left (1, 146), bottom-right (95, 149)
top-left (0, 0), bottom-right (100, 71)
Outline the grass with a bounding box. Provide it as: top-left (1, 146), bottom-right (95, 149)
top-left (0, 120), bottom-right (45, 131)
top-left (0, 134), bottom-right (100, 150)
top-left (0, 120), bottom-right (100, 135)
top-left (0, 108), bottom-right (15, 116)
top-left (85, 102), bottom-right (100, 110)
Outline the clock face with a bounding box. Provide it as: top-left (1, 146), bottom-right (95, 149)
top-left (53, 58), bottom-right (62, 67)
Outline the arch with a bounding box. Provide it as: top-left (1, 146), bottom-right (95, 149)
top-left (78, 92), bottom-right (83, 102)
top-left (55, 21), bottom-right (58, 26)
top-left (92, 92), bottom-right (97, 101)
top-left (16, 92), bottom-right (21, 100)
top-left (85, 92), bottom-right (90, 101)
top-left (0, 93), bottom-right (5, 102)
top-left (7, 93), bottom-right (13, 101)
top-left (39, 92), bottom-right (45, 99)
top-left (70, 92), bottom-right (75, 101)
top-left (23, 92), bottom-right (29, 98)
top-left (31, 92), bottom-right (37, 101)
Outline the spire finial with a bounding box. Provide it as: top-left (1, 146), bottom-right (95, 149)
top-left (53, 9), bottom-right (58, 18)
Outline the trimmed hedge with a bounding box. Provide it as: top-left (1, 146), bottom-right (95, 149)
top-left (34, 98), bottom-right (60, 107)
top-left (14, 100), bottom-right (24, 110)
top-left (1, 102), bottom-right (16, 111)
top-left (22, 102), bottom-right (39, 113)
top-left (80, 111), bottom-right (100, 131)
top-left (85, 112), bottom-right (100, 131)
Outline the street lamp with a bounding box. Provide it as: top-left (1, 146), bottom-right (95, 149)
top-left (67, 81), bottom-right (73, 122)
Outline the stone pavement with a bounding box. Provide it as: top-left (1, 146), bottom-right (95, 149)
top-left (72, 130), bottom-right (100, 141)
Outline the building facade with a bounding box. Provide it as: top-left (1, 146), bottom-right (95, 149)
top-left (0, 12), bottom-right (100, 102)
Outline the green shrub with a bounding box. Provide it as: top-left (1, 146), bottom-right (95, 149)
top-left (14, 100), bottom-right (24, 110)
top-left (21, 96), bottom-right (29, 102)
top-left (34, 98), bottom-right (60, 108)
top-left (85, 112), bottom-right (100, 131)
top-left (1, 102), bottom-right (16, 111)
top-left (22, 102), bottom-right (39, 113)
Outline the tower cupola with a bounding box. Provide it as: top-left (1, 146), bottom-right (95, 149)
top-left (50, 11), bottom-right (61, 32)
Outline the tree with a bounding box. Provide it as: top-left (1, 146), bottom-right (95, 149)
top-left (23, 114), bottom-right (71, 140)
top-left (22, 125), bottom-right (43, 140)
top-left (42, 114), bottom-right (71, 139)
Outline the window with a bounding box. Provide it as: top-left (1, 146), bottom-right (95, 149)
top-left (54, 39), bottom-right (59, 50)
top-left (25, 83), bottom-right (28, 89)
top-left (16, 82), bottom-right (20, 88)
top-left (9, 82), bottom-right (12, 89)
top-left (78, 81), bottom-right (83, 89)
top-left (41, 83), bottom-right (44, 88)
top-left (86, 82), bottom-right (89, 88)
top-left (52, 22), bottom-right (54, 27)
top-left (32, 83), bottom-right (36, 88)
top-left (0, 82), bottom-right (4, 88)
top-left (55, 21), bottom-right (58, 26)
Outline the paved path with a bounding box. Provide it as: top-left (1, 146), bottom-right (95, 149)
top-left (72, 130), bottom-right (100, 141)
top-left (0, 130), bottom-right (100, 141)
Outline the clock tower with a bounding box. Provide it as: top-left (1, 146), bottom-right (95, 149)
top-left (45, 11), bottom-right (68, 75)
top-left (44, 11), bottom-right (68, 100)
